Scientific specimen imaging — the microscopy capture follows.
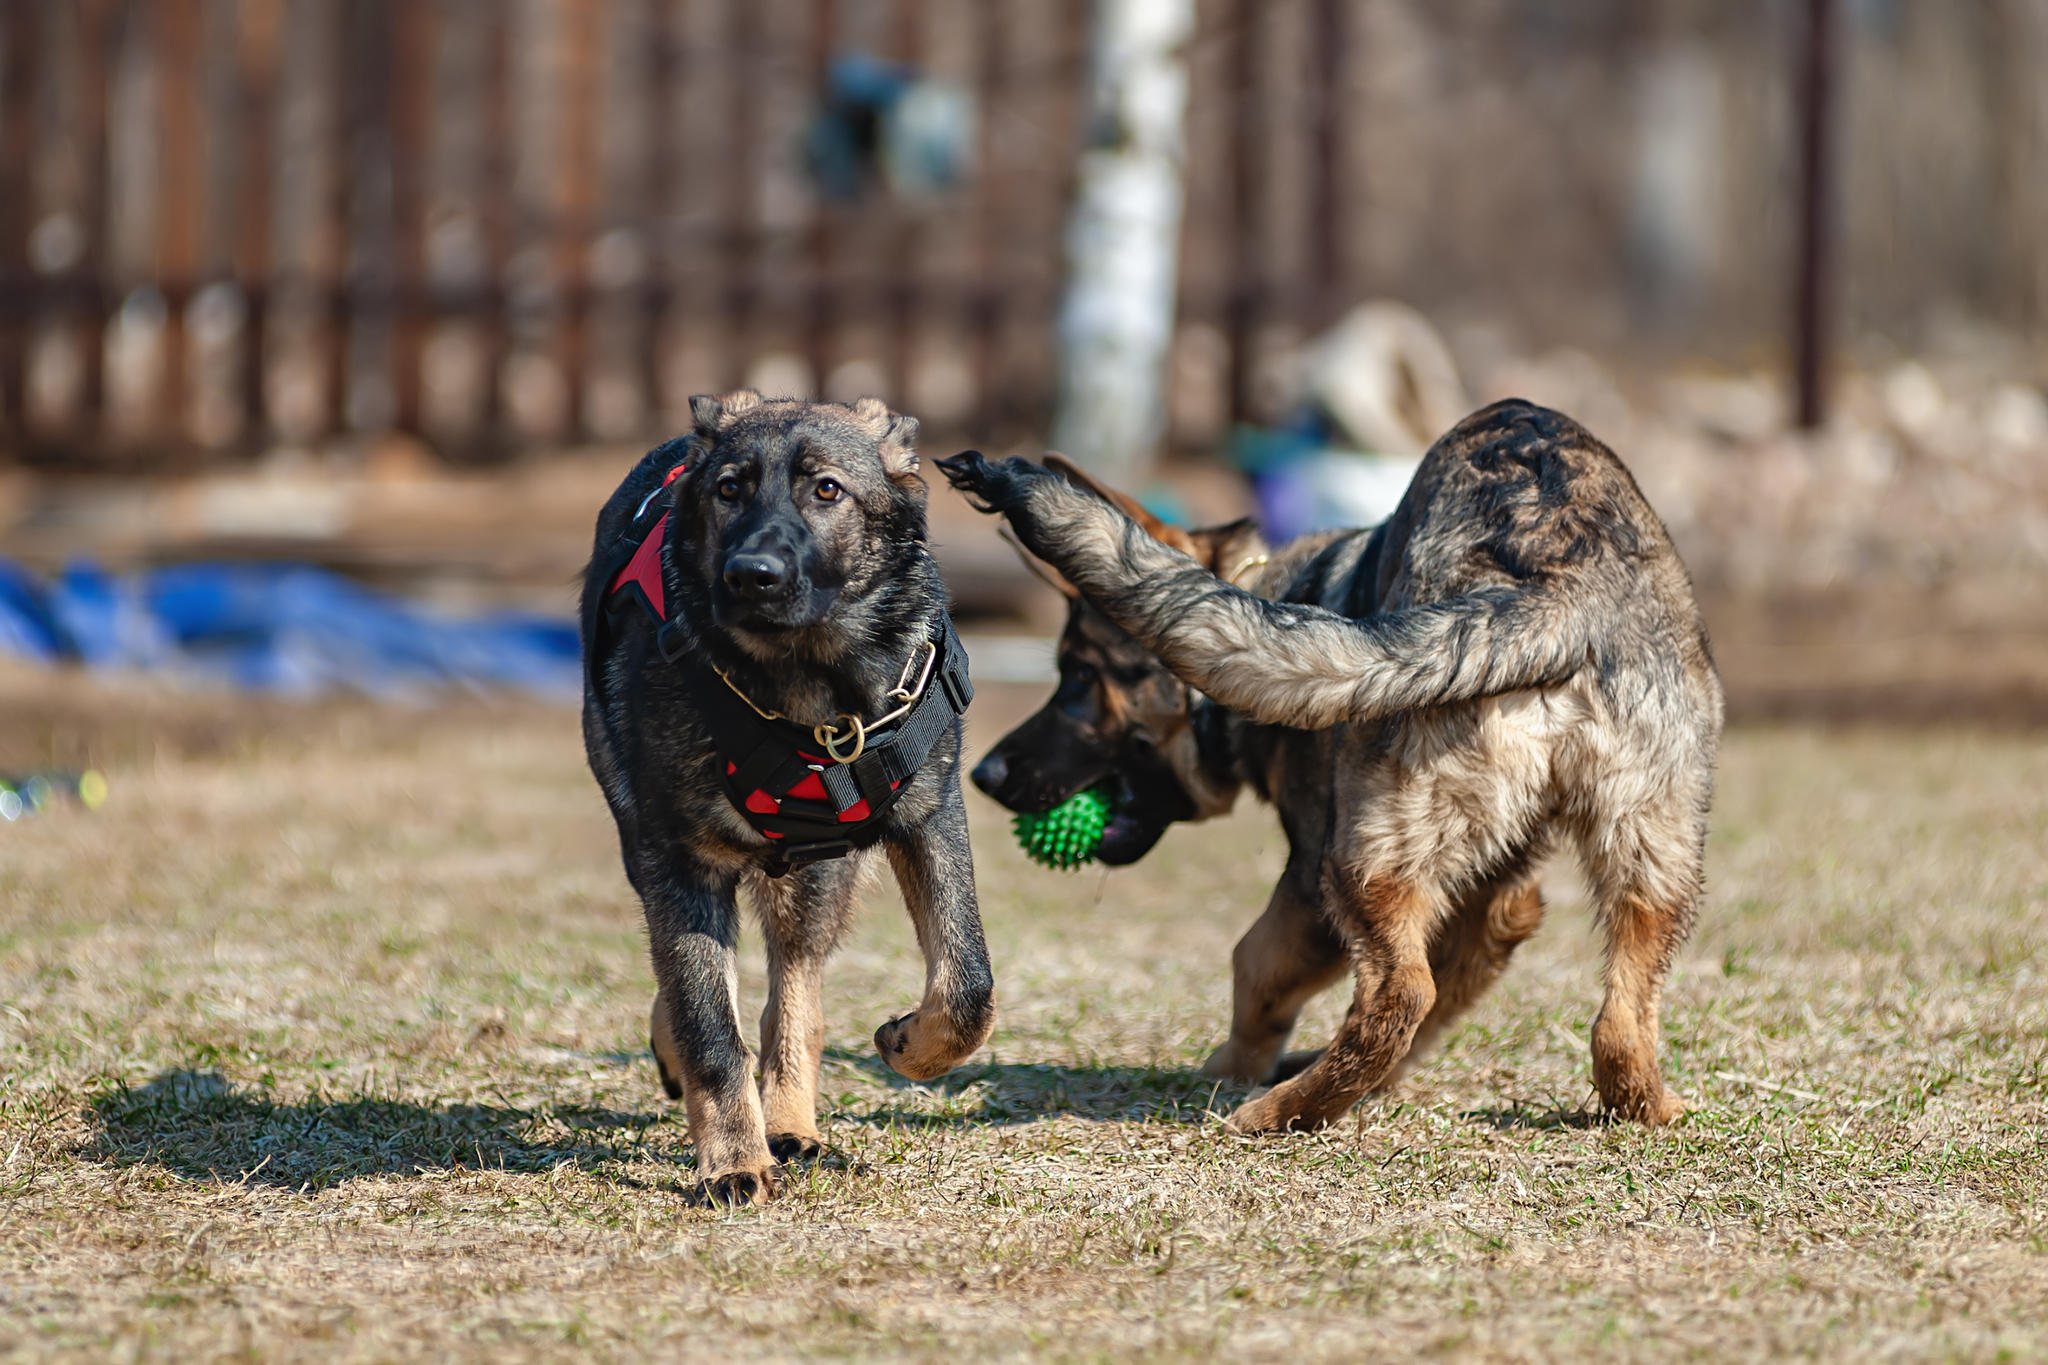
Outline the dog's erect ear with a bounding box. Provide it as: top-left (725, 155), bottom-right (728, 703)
top-left (1182, 517), bottom-right (1267, 579)
top-left (689, 389), bottom-right (765, 439)
top-left (1040, 452), bottom-right (1203, 559)
top-left (850, 396), bottom-right (921, 482)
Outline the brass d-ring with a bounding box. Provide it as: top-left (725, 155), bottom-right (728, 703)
top-left (816, 714), bottom-right (866, 764)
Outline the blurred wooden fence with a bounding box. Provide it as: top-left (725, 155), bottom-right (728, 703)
top-left (0, 0), bottom-right (1111, 467)
top-left (2, 0), bottom-right (2044, 471)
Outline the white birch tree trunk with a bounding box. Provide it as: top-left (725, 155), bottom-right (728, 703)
top-left (1049, 0), bottom-right (1193, 484)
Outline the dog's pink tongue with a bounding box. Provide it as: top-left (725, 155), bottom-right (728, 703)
top-left (1101, 810), bottom-right (1141, 846)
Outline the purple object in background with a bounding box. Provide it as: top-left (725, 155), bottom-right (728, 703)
top-left (1253, 453), bottom-right (1422, 543)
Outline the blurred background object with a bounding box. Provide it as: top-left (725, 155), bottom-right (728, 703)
top-left (1050, 0), bottom-right (1194, 485)
top-left (0, 0), bottom-right (2041, 715)
top-left (0, 767), bottom-right (107, 819)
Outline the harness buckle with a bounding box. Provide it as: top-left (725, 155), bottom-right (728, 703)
top-left (815, 714), bottom-right (866, 763)
top-left (656, 619), bottom-right (688, 663)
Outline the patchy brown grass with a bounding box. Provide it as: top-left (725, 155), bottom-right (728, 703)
top-left (1, 667), bottom-right (2045, 1362)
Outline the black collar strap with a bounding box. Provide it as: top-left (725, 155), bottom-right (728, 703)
top-left (603, 497), bottom-right (973, 876)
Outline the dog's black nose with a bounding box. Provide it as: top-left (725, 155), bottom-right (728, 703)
top-left (724, 553), bottom-right (788, 598)
top-left (971, 751), bottom-right (1007, 796)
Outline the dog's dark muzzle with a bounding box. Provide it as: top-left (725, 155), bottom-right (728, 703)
top-left (971, 707), bottom-right (1110, 814)
top-left (723, 551), bottom-right (791, 601)
top-left (715, 534), bottom-right (839, 629)
top-left (974, 697), bottom-right (1200, 865)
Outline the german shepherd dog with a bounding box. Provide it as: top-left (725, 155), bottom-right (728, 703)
top-left (942, 399), bottom-right (1722, 1133)
top-left (583, 391), bottom-right (994, 1203)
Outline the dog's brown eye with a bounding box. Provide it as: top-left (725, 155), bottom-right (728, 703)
top-left (717, 476), bottom-right (741, 500)
top-left (815, 478), bottom-right (842, 502)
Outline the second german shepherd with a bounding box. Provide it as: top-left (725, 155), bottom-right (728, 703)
top-left (943, 400), bottom-right (1723, 1132)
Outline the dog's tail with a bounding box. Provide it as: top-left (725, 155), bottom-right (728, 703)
top-left (1001, 478), bottom-right (1594, 732)
top-left (1100, 553), bottom-right (1585, 731)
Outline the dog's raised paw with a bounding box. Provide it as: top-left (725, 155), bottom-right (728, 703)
top-left (934, 450), bottom-right (1056, 512)
top-left (874, 1008), bottom-right (971, 1081)
top-left (934, 450), bottom-right (996, 500)
top-left (767, 1131), bottom-right (825, 1164)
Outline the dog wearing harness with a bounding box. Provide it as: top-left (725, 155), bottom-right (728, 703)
top-left (581, 390), bottom-right (994, 1205)
top-left (602, 487), bottom-right (974, 874)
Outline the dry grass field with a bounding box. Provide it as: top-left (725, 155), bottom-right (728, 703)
top-left (1, 665), bottom-right (2045, 1362)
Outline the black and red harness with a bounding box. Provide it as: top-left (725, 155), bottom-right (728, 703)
top-left (600, 455), bottom-right (973, 876)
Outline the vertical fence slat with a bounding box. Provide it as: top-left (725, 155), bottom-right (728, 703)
top-left (581, 0), bottom-right (653, 441)
top-left (1224, 0), bottom-right (1256, 425)
top-left (152, 0), bottom-right (195, 453)
top-left (0, 6), bottom-right (39, 443)
top-left (418, 0), bottom-right (493, 454)
top-left (1308, 0), bottom-right (1345, 330)
top-left (966, 0), bottom-right (1001, 439)
top-left (502, 0), bottom-right (568, 445)
top-left (798, 0), bottom-right (833, 406)
top-left (342, 0), bottom-right (397, 435)
top-left (556, 0), bottom-right (602, 440)
top-left (385, 0), bottom-right (430, 440)
top-left (181, 0), bottom-right (245, 452)
top-left (20, 2), bottom-right (107, 448)
top-left (885, 0), bottom-right (922, 412)
top-left (264, 0), bottom-right (340, 446)
top-left (104, 0), bottom-right (165, 446)
top-left (657, 0), bottom-right (734, 415)
top-left (156, 0), bottom-right (203, 457)
top-left (232, 0), bottom-right (280, 447)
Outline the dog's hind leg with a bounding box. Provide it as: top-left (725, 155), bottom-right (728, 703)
top-left (1226, 873), bottom-right (1448, 1133)
top-left (875, 781), bottom-right (997, 1080)
top-left (1396, 869), bottom-right (1546, 1079)
top-left (1257, 868), bottom-right (1548, 1089)
top-left (752, 857), bottom-right (866, 1163)
top-left (1574, 781), bottom-right (1708, 1126)
top-left (640, 862), bottom-right (780, 1204)
top-left (1586, 882), bottom-right (1692, 1125)
top-left (1202, 860), bottom-right (1348, 1085)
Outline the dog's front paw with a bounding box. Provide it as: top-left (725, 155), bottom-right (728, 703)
top-left (874, 1007), bottom-right (981, 1081)
top-left (934, 450), bottom-right (1051, 514)
top-left (689, 1164), bottom-right (779, 1207)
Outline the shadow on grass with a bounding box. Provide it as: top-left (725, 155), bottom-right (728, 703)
top-left (1463, 1097), bottom-right (1612, 1131)
top-left (86, 1069), bottom-right (688, 1191)
top-left (822, 1046), bottom-right (1249, 1128)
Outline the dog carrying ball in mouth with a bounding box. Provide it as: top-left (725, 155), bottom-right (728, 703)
top-left (580, 390), bottom-right (993, 1205)
top-left (945, 401), bottom-right (1723, 1135)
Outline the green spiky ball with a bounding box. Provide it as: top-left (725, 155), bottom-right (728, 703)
top-left (1014, 786), bottom-right (1113, 870)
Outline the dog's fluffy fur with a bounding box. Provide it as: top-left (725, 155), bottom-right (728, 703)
top-left (583, 392), bottom-right (995, 1203)
top-left (946, 399), bottom-right (1722, 1132)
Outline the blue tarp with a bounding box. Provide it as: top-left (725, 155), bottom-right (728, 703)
top-left (0, 559), bottom-right (581, 703)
